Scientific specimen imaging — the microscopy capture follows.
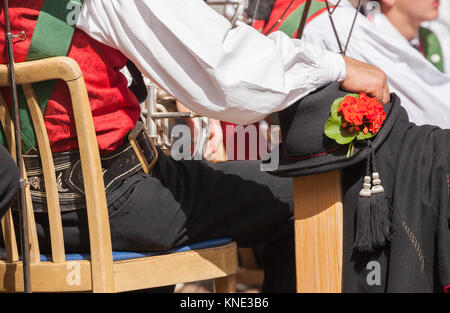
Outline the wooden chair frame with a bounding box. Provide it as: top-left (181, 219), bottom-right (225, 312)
top-left (293, 170), bottom-right (343, 293)
top-left (0, 56), bottom-right (238, 292)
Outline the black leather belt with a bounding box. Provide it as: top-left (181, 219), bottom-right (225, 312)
top-left (23, 122), bottom-right (158, 213)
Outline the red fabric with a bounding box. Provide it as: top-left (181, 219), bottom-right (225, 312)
top-left (444, 285), bottom-right (450, 293)
top-left (261, 0), bottom-right (328, 36)
top-left (252, 19), bottom-right (267, 32)
top-left (288, 145), bottom-right (341, 161)
top-left (418, 38), bottom-right (427, 58)
top-left (221, 121), bottom-right (266, 161)
top-left (0, 0), bottom-right (140, 153)
top-left (262, 0), bottom-right (307, 35)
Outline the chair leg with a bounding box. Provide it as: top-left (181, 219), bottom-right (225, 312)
top-left (214, 275), bottom-right (236, 293)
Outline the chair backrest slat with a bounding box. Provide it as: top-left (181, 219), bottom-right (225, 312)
top-left (0, 95), bottom-right (41, 264)
top-left (0, 92), bottom-right (41, 264)
top-left (66, 77), bottom-right (114, 291)
top-left (1, 211), bottom-right (19, 262)
top-left (0, 57), bottom-right (115, 291)
top-left (23, 166), bottom-right (41, 264)
top-left (23, 84), bottom-right (65, 263)
top-left (0, 97), bottom-right (19, 263)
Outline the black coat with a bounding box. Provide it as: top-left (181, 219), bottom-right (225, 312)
top-left (0, 144), bottom-right (19, 218)
top-left (342, 105), bottom-right (450, 292)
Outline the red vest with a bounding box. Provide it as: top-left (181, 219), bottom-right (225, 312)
top-left (0, 0), bottom-right (141, 153)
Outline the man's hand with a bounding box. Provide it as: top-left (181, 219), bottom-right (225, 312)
top-left (176, 101), bottom-right (225, 160)
top-left (203, 119), bottom-right (224, 160)
top-left (341, 56), bottom-right (390, 104)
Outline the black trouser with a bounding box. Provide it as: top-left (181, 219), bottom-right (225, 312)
top-left (32, 148), bottom-right (296, 292)
top-left (0, 144), bottom-right (19, 218)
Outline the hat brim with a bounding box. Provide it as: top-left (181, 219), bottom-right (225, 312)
top-left (262, 94), bottom-right (400, 177)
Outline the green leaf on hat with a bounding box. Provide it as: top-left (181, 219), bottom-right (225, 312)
top-left (330, 97), bottom-right (344, 122)
top-left (325, 93), bottom-right (372, 147)
top-left (324, 117), bottom-right (356, 145)
top-left (356, 130), bottom-right (374, 141)
top-left (329, 94), bottom-right (358, 121)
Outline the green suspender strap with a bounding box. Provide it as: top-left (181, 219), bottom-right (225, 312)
top-left (278, 1), bottom-right (327, 38)
top-left (0, 0), bottom-right (85, 153)
top-left (419, 27), bottom-right (445, 73)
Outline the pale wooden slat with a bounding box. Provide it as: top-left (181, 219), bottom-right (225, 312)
top-left (0, 94), bottom-right (16, 157)
top-left (23, 166), bottom-right (41, 264)
top-left (0, 94), bottom-right (40, 264)
top-left (236, 247), bottom-right (264, 288)
top-left (66, 77), bottom-right (114, 292)
top-left (236, 269), bottom-right (264, 287)
top-left (113, 242), bottom-right (238, 292)
top-left (0, 57), bottom-right (82, 87)
top-left (22, 84), bottom-right (65, 264)
top-left (0, 261), bottom-right (92, 292)
top-left (1, 211), bottom-right (19, 263)
top-left (293, 170), bottom-right (343, 293)
top-left (214, 275), bottom-right (237, 293)
top-left (239, 248), bottom-right (259, 270)
top-left (0, 95), bottom-right (19, 263)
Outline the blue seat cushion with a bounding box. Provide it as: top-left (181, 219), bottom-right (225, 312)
top-left (0, 238), bottom-right (233, 262)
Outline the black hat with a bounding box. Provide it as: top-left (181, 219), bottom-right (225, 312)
top-left (262, 82), bottom-right (400, 177)
top-left (262, 82), bottom-right (401, 253)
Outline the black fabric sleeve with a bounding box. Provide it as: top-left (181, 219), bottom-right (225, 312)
top-left (246, 0), bottom-right (277, 20)
top-left (435, 129), bottom-right (450, 292)
top-left (0, 144), bottom-right (19, 218)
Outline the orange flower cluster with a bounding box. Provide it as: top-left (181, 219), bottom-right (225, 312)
top-left (337, 93), bottom-right (386, 135)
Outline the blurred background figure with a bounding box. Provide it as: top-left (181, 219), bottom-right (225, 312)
top-left (301, 0), bottom-right (450, 128)
top-left (205, 0), bottom-right (251, 26)
top-left (247, 0), bottom-right (326, 35)
top-left (248, 0), bottom-right (449, 128)
top-left (427, 0), bottom-right (450, 73)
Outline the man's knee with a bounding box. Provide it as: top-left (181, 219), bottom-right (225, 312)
top-left (0, 145), bottom-right (19, 218)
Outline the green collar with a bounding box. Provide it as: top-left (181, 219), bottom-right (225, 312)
top-left (419, 26), bottom-right (444, 73)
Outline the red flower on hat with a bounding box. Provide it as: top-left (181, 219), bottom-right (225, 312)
top-left (338, 95), bottom-right (364, 126)
top-left (324, 92), bottom-right (387, 157)
top-left (338, 93), bottom-right (386, 135)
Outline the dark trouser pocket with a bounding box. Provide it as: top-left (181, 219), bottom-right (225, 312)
top-left (108, 172), bottom-right (186, 252)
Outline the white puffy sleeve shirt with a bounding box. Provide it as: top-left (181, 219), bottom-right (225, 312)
top-left (76, 0), bottom-right (346, 125)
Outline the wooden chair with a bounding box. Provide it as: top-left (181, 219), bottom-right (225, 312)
top-left (293, 170), bottom-right (343, 293)
top-left (0, 56), bottom-right (238, 293)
